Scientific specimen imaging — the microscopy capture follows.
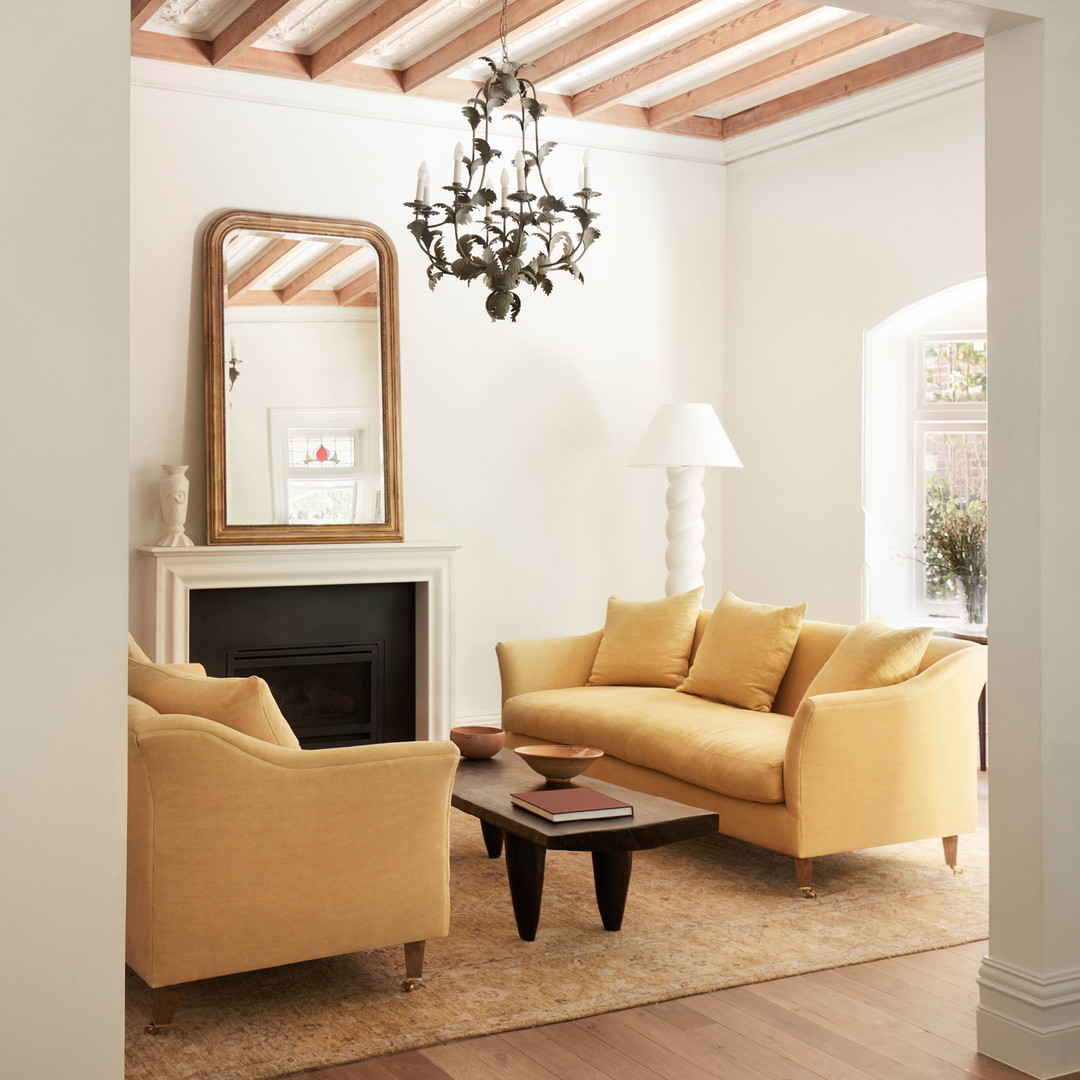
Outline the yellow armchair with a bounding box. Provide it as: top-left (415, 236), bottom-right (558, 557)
top-left (127, 694), bottom-right (458, 1032)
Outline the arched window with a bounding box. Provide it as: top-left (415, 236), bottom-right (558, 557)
top-left (864, 278), bottom-right (987, 626)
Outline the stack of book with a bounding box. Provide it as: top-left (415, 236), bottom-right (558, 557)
top-left (510, 787), bottom-right (633, 822)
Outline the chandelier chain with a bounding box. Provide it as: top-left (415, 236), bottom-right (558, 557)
top-left (499, 0), bottom-right (510, 65)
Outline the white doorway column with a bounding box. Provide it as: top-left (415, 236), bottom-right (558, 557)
top-left (977, 9), bottom-right (1080, 1079)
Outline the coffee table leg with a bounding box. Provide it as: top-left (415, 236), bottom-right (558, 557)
top-left (592, 850), bottom-right (632, 931)
top-left (504, 833), bottom-right (546, 941)
top-left (480, 819), bottom-right (503, 859)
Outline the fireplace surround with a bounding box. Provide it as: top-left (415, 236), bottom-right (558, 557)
top-left (136, 541), bottom-right (457, 740)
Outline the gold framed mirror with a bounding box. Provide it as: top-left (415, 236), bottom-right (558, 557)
top-left (204, 210), bottom-right (402, 544)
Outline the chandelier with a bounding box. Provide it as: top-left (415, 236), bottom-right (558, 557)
top-left (404, 1), bottom-right (601, 323)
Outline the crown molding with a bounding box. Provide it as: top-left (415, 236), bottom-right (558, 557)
top-left (130, 57), bottom-right (729, 167)
top-left (132, 48), bottom-right (984, 170)
top-left (722, 51), bottom-right (984, 166)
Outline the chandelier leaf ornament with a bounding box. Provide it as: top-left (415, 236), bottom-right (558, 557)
top-left (404, 0), bottom-right (601, 323)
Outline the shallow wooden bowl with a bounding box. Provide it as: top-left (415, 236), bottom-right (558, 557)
top-left (514, 744), bottom-right (603, 781)
top-left (450, 725), bottom-right (505, 759)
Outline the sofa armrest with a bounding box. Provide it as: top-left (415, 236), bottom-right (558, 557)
top-left (495, 630), bottom-right (603, 703)
top-left (127, 714), bottom-right (459, 985)
top-left (783, 645), bottom-right (986, 855)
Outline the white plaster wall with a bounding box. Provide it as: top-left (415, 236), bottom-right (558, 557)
top-left (722, 88), bottom-right (985, 622)
top-left (129, 75), bottom-right (726, 716)
top-left (0, 2), bottom-right (129, 1077)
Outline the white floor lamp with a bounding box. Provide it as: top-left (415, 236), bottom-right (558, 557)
top-left (629, 403), bottom-right (742, 596)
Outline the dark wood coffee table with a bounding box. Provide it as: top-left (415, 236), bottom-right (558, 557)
top-left (451, 749), bottom-right (719, 941)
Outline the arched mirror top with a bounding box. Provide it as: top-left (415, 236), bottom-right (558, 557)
top-left (204, 209), bottom-right (402, 544)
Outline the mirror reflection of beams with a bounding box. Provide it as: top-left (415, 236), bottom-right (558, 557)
top-left (204, 210), bottom-right (402, 546)
top-left (224, 232), bottom-right (380, 309)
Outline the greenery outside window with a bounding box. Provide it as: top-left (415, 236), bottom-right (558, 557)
top-left (914, 336), bottom-right (987, 617)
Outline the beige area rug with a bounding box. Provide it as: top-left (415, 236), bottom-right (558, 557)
top-left (125, 809), bottom-right (988, 1080)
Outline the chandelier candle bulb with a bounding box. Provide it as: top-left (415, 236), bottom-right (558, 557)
top-left (582, 149), bottom-right (592, 189)
top-left (500, 169), bottom-right (510, 209)
top-left (453, 144), bottom-right (464, 186)
top-left (416, 162), bottom-right (428, 202)
top-left (514, 151), bottom-right (526, 192)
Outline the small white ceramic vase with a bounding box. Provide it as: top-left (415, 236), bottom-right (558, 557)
top-left (157, 464), bottom-right (195, 548)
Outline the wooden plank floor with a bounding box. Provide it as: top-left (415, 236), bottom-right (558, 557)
top-left (290, 942), bottom-right (1078, 1080)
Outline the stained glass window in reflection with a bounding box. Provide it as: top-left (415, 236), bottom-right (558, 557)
top-left (288, 434), bottom-right (357, 469)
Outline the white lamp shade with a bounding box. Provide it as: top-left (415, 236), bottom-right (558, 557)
top-left (629, 403), bottom-right (742, 468)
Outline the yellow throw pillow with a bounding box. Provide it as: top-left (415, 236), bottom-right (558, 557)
top-left (588, 587), bottom-right (704, 688)
top-left (802, 617), bottom-right (932, 699)
top-left (677, 592), bottom-right (806, 712)
top-left (127, 659), bottom-right (300, 748)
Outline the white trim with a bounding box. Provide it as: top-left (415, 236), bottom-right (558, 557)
top-left (130, 57), bottom-right (728, 167)
top-left (454, 709), bottom-right (502, 729)
top-left (978, 957), bottom-right (1080, 1078)
top-left (723, 52), bottom-right (984, 166)
top-left (132, 50), bottom-right (983, 168)
top-left (136, 541), bottom-right (458, 740)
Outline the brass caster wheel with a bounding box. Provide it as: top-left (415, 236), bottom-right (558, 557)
top-left (144, 1023), bottom-right (161, 1036)
top-left (950, 865), bottom-right (964, 876)
top-left (401, 979), bottom-right (423, 993)
top-left (798, 886), bottom-right (817, 899)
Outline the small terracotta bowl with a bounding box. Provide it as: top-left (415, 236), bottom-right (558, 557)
top-left (450, 725), bottom-right (504, 759)
top-left (514, 744), bottom-right (604, 782)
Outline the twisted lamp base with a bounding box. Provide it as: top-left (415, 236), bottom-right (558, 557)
top-left (663, 465), bottom-right (706, 597)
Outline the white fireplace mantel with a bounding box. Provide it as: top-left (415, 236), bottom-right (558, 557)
top-left (137, 541), bottom-right (458, 740)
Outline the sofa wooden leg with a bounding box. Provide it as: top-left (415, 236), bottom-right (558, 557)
top-left (795, 857), bottom-right (816, 899)
top-left (943, 835), bottom-right (962, 874)
top-left (145, 985), bottom-right (181, 1035)
top-left (402, 940), bottom-right (425, 992)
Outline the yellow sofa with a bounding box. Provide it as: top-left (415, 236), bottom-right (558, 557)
top-left (126, 642), bottom-right (459, 1032)
top-left (497, 615), bottom-right (986, 897)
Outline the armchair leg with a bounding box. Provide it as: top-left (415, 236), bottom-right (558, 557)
top-left (145, 985), bottom-right (181, 1035)
top-left (402, 940), bottom-right (425, 993)
top-left (943, 835), bottom-right (963, 874)
top-left (795, 857), bottom-right (817, 899)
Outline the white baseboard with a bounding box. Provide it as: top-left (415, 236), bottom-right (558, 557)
top-left (978, 955), bottom-right (1080, 1078)
top-left (453, 710), bottom-right (502, 729)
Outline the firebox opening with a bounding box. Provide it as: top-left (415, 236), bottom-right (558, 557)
top-left (228, 644), bottom-right (380, 749)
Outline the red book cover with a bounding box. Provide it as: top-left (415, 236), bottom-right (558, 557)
top-left (510, 787), bottom-right (633, 821)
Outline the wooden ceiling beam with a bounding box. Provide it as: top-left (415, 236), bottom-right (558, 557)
top-left (401, 0), bottom-right (572, 94)
top-left (227, 239), bottom-right (302, 301)
top-left (278, 245), bottom-right (357, 304)
top-left (663, 116), bottom-right (724, 139)
top-left (337, 269), bottom-right (380, 306)
top-left (131, 0), bottom-right (169, 32)
top-left (719, 31), bottom-right (983, 139)
top-left (524, 0), bottom-right (701, 87)
top-left (133, 30), bottom-right (407, 88)
top-left (310, 0), bottom-right (442, 81)
top-left (647, 14), bottom-right (909, 129)
top-left (342, 293), bottom-right (379, 308)
top-left (229, 291), bottom-right (284, 306)
top-left (210, 0), bottom-right (310, 67)
top-left (570, 0), bottom-right (819, 118)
